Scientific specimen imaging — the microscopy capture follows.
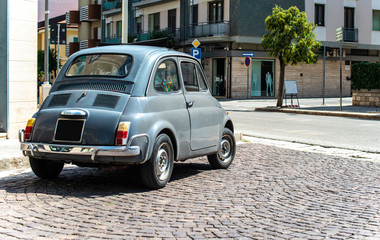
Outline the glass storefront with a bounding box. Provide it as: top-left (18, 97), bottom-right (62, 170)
top-left (251, 59), bottom-right (274, 97)
top-left (212, 58), bottom-right (226, 97)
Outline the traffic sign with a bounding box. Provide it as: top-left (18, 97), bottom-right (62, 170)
top-left (245, 57), bottom-right (251, 67)
top-left (192, 39), bottom-right (201, 48)
top-left (191, 48), bottom-right (201, 60)
top-left (242, 52), bottom-right (255, 57)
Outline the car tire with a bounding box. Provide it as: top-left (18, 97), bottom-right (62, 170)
top-left (207, 128), bottom-right (236, 169)
top-left (29, 157), bottom-right (64, 179)
top-left (140, 134), bottom-right (174, 189)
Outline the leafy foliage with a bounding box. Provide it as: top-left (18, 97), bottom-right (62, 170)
top-left (262, 5), bottom-right (321, 106)
top-left (37, 49), bottom-right (59, 77)
top-left (351, 63), bottom-right (380, 90)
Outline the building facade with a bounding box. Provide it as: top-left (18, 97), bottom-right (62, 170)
top-left (0, 0), bottom-right (38, 139)
top-left (66, 0), bottom-right (380, 99)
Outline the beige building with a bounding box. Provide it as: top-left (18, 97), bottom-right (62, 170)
top-left (0, 0), bottom-right (38, 139)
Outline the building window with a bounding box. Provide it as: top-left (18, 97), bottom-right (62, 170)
top-left (192, 4), bottom-right (198, 25)
top-left (344, 7), bottom-right (355, 29)
top-left (116, 21), bottom-right (122, 38)
top-left (149, 13), bottom-right (160, 31)
top-left (373, 10), bottom-right (380, 31)
top-left (107, 22), bottom-right (112, 38)
top-left (135, 16), bottom-right (142, 34)
top-left (208, 0), bottom-right (223, 23)
top-left (314, 4), bottom-right (325, 26)
top-left (168, 9), bottom-right (176, 34)
top-left (93, 27), bottom-right (98, 40)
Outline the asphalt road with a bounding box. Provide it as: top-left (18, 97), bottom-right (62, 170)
top-left (226, 109), bottom-right (380, 154)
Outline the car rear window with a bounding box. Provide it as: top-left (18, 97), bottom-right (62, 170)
top-left (66, 54), bottom-right (133, 77)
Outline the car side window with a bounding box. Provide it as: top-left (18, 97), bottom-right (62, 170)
top-left (181, 62), bottom-right (198, 92)
top-left (154, 59), bottom-right (180, 93)
top-left (196, 65), bottom-right (208, 91)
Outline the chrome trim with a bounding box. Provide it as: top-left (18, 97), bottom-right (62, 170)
top-left (18, 129), bottom-right (25, 143)
top-left (20, 133), bottom-right (150, 163)
top-left (61, 109), bottom-right (87, 116)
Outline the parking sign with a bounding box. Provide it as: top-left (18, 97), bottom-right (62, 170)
top-left (191, 48), bottom-right (201, 60)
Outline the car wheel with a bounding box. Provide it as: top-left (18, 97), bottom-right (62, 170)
top-left (140, 134), bottom-right (174, 189)
top-left (29, 157), bottom-right (64, 179)
top-left (208, 128), bottom-right (236, 169)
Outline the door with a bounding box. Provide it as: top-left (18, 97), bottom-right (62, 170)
top-left (212, 58), bottom-right (226, 97)
top-left (180, 59), bottom-right (219, 150)
top-left (251, 59), bottom-right (274, 97)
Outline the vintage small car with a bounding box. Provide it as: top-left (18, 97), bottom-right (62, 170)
top-left (19, 45), bottom-right (235, 189)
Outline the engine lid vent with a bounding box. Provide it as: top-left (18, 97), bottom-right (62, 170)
top-left (48, 93), bottom-right (71, 107)
top-left (93, 94), bottom-right (120, 109)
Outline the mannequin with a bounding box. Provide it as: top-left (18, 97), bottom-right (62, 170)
top-left (266, 72), bottom-right (273, 96)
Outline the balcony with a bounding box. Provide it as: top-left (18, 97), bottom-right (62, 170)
top-left (133, 28), bottom-right (179, 42)
top-left (104, 37), bottom-right (122, 44)
top-left (103, 0), bottom-right (122, 11)
top-left (80, 4), bottom-right (101, 22)
top-left (189, 21), bottom-right (230, 38)
top-left (132, 0), bottom-right (177, 8)
top-left (80, 39), bottom-right (100, 50)
top-left (66, 11), bottom-right (79, 25)
top-left (343, 28), bottom-right (358, 42)
top-left (66, 42), bottom-right (80, 56)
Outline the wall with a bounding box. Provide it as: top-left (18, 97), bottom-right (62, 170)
top-left (229, 56), bottom-right (351, 98)
top-left (230, 0), bottom-right (305, 37)
top-left (7, 0), bottom-right (38, 138)
top-left (0, 1), bottom-right (8, 133)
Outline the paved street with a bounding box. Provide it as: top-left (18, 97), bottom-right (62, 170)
top-left (1, 143), bottom-right (380, 239)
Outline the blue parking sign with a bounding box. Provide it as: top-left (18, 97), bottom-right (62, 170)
top-left (191, 48), bottom-right (201, 60)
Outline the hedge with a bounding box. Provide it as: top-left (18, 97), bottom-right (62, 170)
top-left (351, 63), bottom-right (380, 90)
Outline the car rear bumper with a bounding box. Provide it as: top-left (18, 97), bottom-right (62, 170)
top-left (19, 130), bottom-right (150, 164)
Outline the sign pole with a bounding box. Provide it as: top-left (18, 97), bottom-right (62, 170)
top-left (340, 40), bottom-right (343, 111)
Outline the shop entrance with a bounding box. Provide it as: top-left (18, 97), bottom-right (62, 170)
top-left (212, 58), bottom-right (226, 97)
top-left (251, 60), bottom-right (274, 97)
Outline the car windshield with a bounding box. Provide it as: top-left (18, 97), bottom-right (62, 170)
top-left (66, 54), bottom-right (133, 77)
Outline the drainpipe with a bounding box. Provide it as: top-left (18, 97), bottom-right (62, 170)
top-left (121, 0), bottom-right (128, 43)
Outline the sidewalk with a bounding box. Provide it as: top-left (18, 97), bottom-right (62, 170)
top-left (1, 97), bottom-right (379, 172)
top-left (220, 97), bottom-right (380, 120)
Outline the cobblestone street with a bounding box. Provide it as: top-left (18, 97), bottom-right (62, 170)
top-left (0, 143), bottom-right (379, 239)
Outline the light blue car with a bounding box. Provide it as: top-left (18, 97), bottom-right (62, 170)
top-left (19, 45), bottom-right (236, 189)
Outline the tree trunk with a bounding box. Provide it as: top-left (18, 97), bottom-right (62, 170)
top-left (276, 57), bottom-right (286, 107)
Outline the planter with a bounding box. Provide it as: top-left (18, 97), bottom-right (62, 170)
top-left (352, 89), bottom-right (380, 107)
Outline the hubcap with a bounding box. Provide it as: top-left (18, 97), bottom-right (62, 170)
top-left (155, 143), bottom-right (172, 181)
top-left (218, 135), bottom-right (233, 163)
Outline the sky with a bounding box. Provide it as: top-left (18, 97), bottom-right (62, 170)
top-left (38, 0), bottom-right (78, 22)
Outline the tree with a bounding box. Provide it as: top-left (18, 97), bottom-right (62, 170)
top-left (37, 49), bottom-right (59, 81)
top-left (262, 5), bottom-right (321, 107)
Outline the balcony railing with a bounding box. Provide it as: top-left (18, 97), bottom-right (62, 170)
top-left (188, 21), bottom-right (230, 38)
top-left (104, 37), bottom-right (122, 44)
top-left (102, 0), bottom-right (122, 11)
top-left (343, 28), bottom-right (358, 42)
top-left (66, 11), bottom-right (79, 25)
top-left (66, 42), bottom-right (80, 56)
top-left (80, 4), bottom-right (101, 22)
top-left (132, 28), bottom-right (180, 42)
top-left (80, 39), bottom-right (100, 50)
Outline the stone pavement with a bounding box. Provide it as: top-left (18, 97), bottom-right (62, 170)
top-left (0, 143), bottom-right (380, 239)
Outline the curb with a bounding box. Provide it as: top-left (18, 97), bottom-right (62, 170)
top-left (255, 107), bottom-right (380, 120)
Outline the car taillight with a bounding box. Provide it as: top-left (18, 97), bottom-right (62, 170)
top-left (116, 122), bottom-right (131, 146)
top-left (24, 118), bottom-right (35, 141)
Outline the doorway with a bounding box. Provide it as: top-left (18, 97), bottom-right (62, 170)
top-left (251, 59), bottom-right (274, 97)
top-left (212, 58), bottom-right (226, 97)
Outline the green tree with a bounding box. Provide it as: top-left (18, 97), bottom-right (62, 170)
top-left (37, 49), bottom-right (59, 80)
top-left (262, 5), bottom-right (321, 107)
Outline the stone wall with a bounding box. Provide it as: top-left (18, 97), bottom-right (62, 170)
top-left (352, 89), bottom-right (380, 107)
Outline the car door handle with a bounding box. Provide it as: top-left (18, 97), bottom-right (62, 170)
top-left (186, 100), bottom-right (194, 108)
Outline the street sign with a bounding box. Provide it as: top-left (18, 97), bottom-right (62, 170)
top-left (192, 39), bottom-right (201, 48)
top-left (336, 27), bottom-right (343, 42)
top-left (242, 52), bottom-right (255, 57)
top-left (245, 57), bottom-right (251, 67)
top-left (191, 48), bottom-right (201, 60)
